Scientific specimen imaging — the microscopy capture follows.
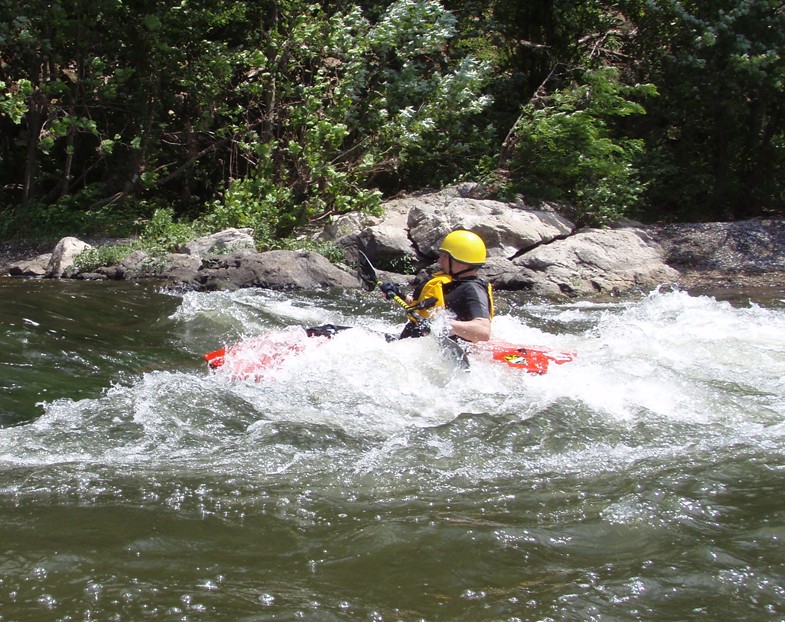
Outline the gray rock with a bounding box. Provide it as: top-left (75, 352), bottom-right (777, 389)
top-left (648, 219), bottom-right (785, 274)
top-left (46, 237), bottom-right (92, 278)
top-left (179, 228), bottom-right (255, 256)
top-left (332, 201), bottom-right (413, 263)
top-left (317, 212), bottom-right (383, 244)
top-left (76, 272), bottom-right (108, 281)
top-left (120, 250), bottom-right (156, 279)
top-left (488, 227), bottom-right (680, 297)
top-left (161, 253), bottom-right (204, 286)
top-left (407, 199), bottom-right (574, 259)
top-left (193, 249), bottom-right (357, 291)
top-left (17, 188), bottom-right (760, 298)
top-left (95, 265), bottom-right (124, 280)
top-left (8, 253), bottom-right (52, 277)
top-left (317, 188), bottom-right (677, 297)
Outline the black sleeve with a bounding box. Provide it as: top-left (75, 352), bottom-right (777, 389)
top-left (444, 281), bottom-right (490, 321)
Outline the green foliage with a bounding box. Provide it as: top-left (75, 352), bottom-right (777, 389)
top-left (74, 242), bottom-right (140, 272)
top-left (375, 254), bottom-right (417, 275)
top-left (140, 208), bottom-right (206, 254)
top-left (74, 206), bottom-right (210, 271)
top-left (623, 0), bottom-right (785, 220)
top-left (73, 215), bottom-right (347, 272)
top-left (0, 79), bottom-right (33, 124)
top-left (1, 0), bottom-right (783, 241)
top-left (0, 186), bottom-right (146, 240)
top-left (200, 170), bottom-right (294, 246)
top-left (508, 68), bottom-right (656, 226)
top-left (358, 1), bottom-right (496, 187)
top-left (198, 0), bottom-right (493, 240)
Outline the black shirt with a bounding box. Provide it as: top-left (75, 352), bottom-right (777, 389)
top-left (443, 278), bottom-right (491, 321)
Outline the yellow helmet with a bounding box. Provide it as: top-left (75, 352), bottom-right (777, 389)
top-left (439, 230), bottom-right (487, 266)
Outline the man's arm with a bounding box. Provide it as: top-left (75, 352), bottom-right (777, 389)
top-left (451, 316), bottom-right (491, 342)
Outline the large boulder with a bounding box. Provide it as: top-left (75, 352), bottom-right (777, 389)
top-left (3, 188), bottom-right (686, 299)
top-left (407, 199), bottom-right (573, 259)
top-left (486, 227), bottom-right (680, 297)
top-left (179, 228), bottom-right (255, 256)
top-left (119, 250), bottom-right (155, 279)
top-left (8, 253), bottom-right (52, 277)
top-left (648, 219), bottom-right (785, 275)
top-left (317, 211), bottom-right (385, 245)
top-left (329, 200), bottom-right (413, 263)
top-left (160, 253), bottom-right (204, 284)
top-left (193, 249), bottom-right (357, 291)
top-left (329, 189), bottom-right (574, 268)
top-left (46, 237), bottom-right (92, 278)
top-left (307, 188), bottom-right (680, 297)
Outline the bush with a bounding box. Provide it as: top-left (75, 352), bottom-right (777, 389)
top-left (140, 207), bottom-right (206, 254)
top-left (506, 67), bottom-right (656, 227)
top-left (74, 242), bottom-right (139, 272)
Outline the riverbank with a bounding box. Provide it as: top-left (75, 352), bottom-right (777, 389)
top-left (646, 219), bottom-right (785, 300)
top-left (2, 219), bottom-right (784, 300)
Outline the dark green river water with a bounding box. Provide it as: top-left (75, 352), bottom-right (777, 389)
top-left (1, 278), bottom-right (784, 621)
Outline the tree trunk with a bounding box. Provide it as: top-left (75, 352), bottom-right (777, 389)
top-left (22, 94), bottom-right (44, 204)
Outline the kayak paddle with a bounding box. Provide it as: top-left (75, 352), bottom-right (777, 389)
top-left (356, 251), bottom-right (470, 369)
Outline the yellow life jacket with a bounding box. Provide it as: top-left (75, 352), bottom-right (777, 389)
top-left (411, 272), bottom-right (451, 318)
top-left (412, 272), bottom-right (494, 320)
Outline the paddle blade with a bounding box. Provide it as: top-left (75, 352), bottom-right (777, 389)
top-left (357, 251), bottom-right (378, 292)
top-left (439, 335), bottom-right (470, 369)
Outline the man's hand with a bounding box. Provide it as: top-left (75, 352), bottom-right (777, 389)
top-left (380, 282), bottom-right (402, 300)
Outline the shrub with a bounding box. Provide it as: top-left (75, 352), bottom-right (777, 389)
top-left (506, 67), bottom-right (656, 227)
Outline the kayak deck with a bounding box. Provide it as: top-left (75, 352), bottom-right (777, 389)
top-left (204, 327), bottom-right (575, 378)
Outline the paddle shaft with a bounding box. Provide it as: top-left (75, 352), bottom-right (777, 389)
top-left (357, 251), bottom-right (469, 368)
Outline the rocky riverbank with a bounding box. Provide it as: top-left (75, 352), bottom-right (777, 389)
top-left (2, 188), bottom-right (783, 299)
top-left (647, 220), bottom-right (785, 293)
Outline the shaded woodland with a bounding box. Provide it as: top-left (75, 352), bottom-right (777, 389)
top-left (1, 0), bottom-right (783, 244)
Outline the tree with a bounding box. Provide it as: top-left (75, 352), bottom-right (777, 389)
top-left (1, 0), bottom-right (495, 241)
top-left (204, 0), bottom-right (495, 242)
top-left (624, 0), bottom-right (785, 220)
top-left (3, 0), bottom-right (782, 240)
top-left (505, 67), bottom-right (655, 227)
top-left (0, 0), bottom-right (263, 234)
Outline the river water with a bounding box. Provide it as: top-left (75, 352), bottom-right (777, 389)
top-left (1, 278), bottom-right (784, 621)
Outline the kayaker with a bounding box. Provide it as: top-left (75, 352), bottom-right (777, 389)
top-left (382, 230), bottom-right (494, 343)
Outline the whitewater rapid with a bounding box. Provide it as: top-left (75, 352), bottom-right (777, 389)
top-left (1, 283), bottom-right (784, 620)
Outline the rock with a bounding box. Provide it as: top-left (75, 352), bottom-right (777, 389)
top-left (161, 253), bottom-right (204, 285)
top-left (352, 225), bottom-right (414, 265)
top-left (407, 199), bottom-right (574, 259)
top-left (331, 201), bottom-right (413, 263)
top-left (487, 227), bottom-right (680, 297)
top-left (8, 253), bottom-right (52, 277)
top-left (119, 250), bottom-right (156, 279)
top-left (94, 265), bottom-right (124, 280)
top-left (317, 211), bottom-right (383, 244)
top-left (46, 237), bottom-right (92, 278)
top-left (179, 228), bottom-right (255, 256)
top-left (18, 189), bottom-right (779, 298)
top-left (76, 272), bottom-right (108, 281)
top-left (332, 192), bottom-right (575, 271)
top-left (193, 249), bottom-right (357, 291)
top-left (648, 219), bottom-right (785, 275)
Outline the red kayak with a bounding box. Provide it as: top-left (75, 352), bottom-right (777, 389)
top-left (203, 326), bottom-right (335, 381)
top-left (204, 325), bottom-right (575, 378)
top-left (469, 340), bottom-right (575, 374)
